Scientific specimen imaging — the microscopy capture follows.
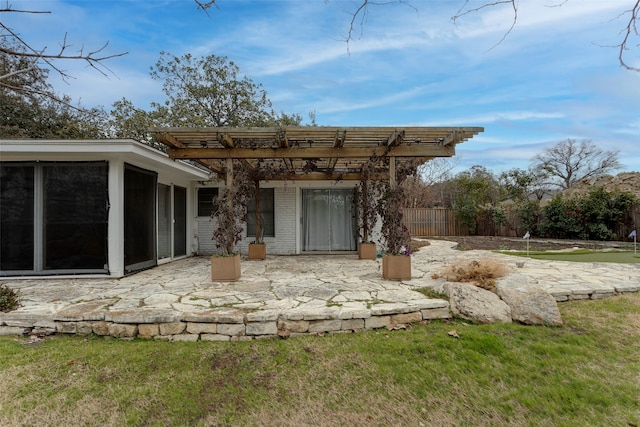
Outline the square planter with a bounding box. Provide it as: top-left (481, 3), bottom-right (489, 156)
top-left (211, 253), bottom-right (241, 281)
top-left (382, 254), bottom-right (411, 280)
top-left (358, 242), bottom-right (377, 260)
top-left (248, 243), bottom-right (266, 260)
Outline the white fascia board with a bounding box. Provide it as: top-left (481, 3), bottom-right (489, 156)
top-left (0, 139), bottom-right (210, 180)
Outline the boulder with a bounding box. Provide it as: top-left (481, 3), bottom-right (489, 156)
top-left (497, 276), bottom-right (563, 326)
top-left (444, 282), bottom-right (512, 324)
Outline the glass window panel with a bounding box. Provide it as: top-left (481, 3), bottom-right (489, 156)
top-left (302, 188), bottom-right (356, 251)
top-left (197, 187), bottom-right (218, 217)
top-left (247, 188), bottom-right (275, 237)
top-left (124, 164), bottom-right (157, 272)
top-left (43, 163), bottom-right (108, 270)
top-left (0, 164), bottom-right (35, 270)
top-left (157, 184), bottom-right (171, 259)
top-left (173, 186), bottom-right (187, 256)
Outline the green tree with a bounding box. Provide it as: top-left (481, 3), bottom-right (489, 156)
top-left (448, 165), bottom-right (505, 234)
top-left (498, 167), bottom-right (549, 236)
top-left (110, 52), bottom-right (303, 144)
top-left (149, 51), bottom-right (274, 127)
top-left (499, 167), bottom-right (550, 202)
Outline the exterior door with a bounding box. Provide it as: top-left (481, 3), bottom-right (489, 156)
top-left (302, 188), bottom-right (356, 251)
top-left (124, 164), bottom-right (157, 273)
top-left (173, 185), bottom-right (187, 256)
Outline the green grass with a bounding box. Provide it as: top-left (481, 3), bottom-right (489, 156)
top-left (1, 293), bottom-right (639, 426)
top-left (501, 249), bottom-right (640, 263)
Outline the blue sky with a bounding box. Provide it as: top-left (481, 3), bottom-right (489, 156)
top-left (7, 0), bottom-right (640, 173)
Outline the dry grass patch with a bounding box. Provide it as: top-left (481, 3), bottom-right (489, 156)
top-left (434, 258), bottom-right (508, 291)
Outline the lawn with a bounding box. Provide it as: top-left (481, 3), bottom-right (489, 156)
top-left (501, 249), bottom-right (640, 263)
top-left (1, 293), bottom-right (639, 427)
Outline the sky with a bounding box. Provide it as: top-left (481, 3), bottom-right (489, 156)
top-left (6, 0), bottom-right (640, 174)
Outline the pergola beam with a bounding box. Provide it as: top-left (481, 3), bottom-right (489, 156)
top-left (386, 129), bottom-right (405, 147)
top-left (442, 130), bottom-right (460, 146)
top-left (155, 132), bottom-right (187, 148)
top-left (268, 171), bottom-right (389, 181)
top-left (168, 145), bottom-right (454, 160)
top-left (217, 133), bottom-right (235, 148)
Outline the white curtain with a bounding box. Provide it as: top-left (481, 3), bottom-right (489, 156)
top-left (302, 189), bottom-right (356, 251)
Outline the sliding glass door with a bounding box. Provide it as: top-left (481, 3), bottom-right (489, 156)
top-left (0, 162), bottom-right (108, 275)
top-left (124, 164), bottom-right (157, 273)
top-left (302, 188), bottom-right (356, 252)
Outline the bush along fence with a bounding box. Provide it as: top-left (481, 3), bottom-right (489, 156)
top-left (404, 203), bottom-right (639, 241)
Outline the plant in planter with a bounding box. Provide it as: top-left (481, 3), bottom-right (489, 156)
top-left (210, 161), bottom-right (255, 280)
top-left (356, 155), bottom-right (380, 260)
top-left (247, 177), bottom-right (266, 260)
top-left (245, 158), bottom-right (291, 260)
top-left (376, 180), bottom-right (412, 280)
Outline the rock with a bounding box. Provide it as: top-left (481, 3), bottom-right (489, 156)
top-left (445, 282), bottom-right (512, 324)
top-left (245, 321), bottom-right (277, 336)
top-left (0, 326), bottom-right (27, 336)
top-left (53, 299), bottom-right (116, 321)
top-left (108, 323), bottom-right (138, 338)
top-left (159, 322), bottom-right (186, 335)
top-left (308, 319), bottom-right (342, 333)
top-left (497, 277), bottom-right (563, 326)
top-left (365, 315), bottom-right (391, 329)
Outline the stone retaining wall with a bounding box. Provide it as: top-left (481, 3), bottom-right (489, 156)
top-left (0, 300), bottom-right (451, 340)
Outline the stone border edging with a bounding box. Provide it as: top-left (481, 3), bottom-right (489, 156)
top-left (0, 300), bottom-right (451, 340)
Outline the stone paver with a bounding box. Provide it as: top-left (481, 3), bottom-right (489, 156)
top-left (1, 240), bottom-right (638, 339)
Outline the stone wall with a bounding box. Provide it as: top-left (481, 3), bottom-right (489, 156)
top-left (0, 300), bottom-right (451, 340)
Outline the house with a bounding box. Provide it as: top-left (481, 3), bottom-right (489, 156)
top-left (0, 139), bottom-right (209, 278)
top-left (1, 127), bottom-right (483, 278)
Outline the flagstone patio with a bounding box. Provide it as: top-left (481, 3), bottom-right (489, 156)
top-left (1, 240), bottom-right (638, 340)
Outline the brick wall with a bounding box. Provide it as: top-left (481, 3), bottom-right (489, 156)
top-left (196, 186), bottom-right (298, 255)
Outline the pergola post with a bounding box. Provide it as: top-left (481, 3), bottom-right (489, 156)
top-left (225, 158), bottom-right (233, 188)
top-left (389, 156), bottom-right (396, 187)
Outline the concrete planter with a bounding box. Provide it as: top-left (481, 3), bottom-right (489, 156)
top-left (211, 254), bottom-right (241, 281)
top-left (358, 242), bottom-right (377, 260)
top-left (247, 243), bottom-right (266, 260)
top-left (382, 254), bottom-right (411, 280)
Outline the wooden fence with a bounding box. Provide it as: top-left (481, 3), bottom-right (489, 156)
top-left (404, 206), bottom-right (640, 240)
top-left (403, 208), bottom-right (465, 237)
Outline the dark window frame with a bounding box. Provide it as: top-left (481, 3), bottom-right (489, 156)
top-left (247, 188), bottom-right (275, 238)
top-left (197, 187), bottom-right (219, 217)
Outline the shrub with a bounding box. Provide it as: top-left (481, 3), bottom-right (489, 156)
top-left (440, 259), bottom-right (508, 292)
top-left (0, 283), bottom-right (21, 312)
top-left (515, 200), bottom-right (542, 236)
top-left (539, 188), bottom-right (637, 240)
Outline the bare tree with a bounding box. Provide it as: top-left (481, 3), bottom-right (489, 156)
top-left (0, 2), bottom-right (127, 103)
top-left (453, 0), bottom-right (640, 72)
top-left (532, 139), bottom-right (622, 190)
top-left (340, 0), bottom-right (640, 72)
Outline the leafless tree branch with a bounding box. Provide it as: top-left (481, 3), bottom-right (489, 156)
top-left (452, 0), bottom-right (517, 53)
top-left (453, 0), bottom-right (639, 71)
top-left (342, 1), bottom-right (417, 47)
top-left (0, 7), bottom-right (49, 14)
top-left (617, 0), bottom-right (640, 71)
top-left (194, 0), bottom-right (218, 17)
top-left (0, 2), bottom-right (128, 99)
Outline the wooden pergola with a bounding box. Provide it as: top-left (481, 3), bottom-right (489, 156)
top-left (151, 126), bottom-right (484, 183)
